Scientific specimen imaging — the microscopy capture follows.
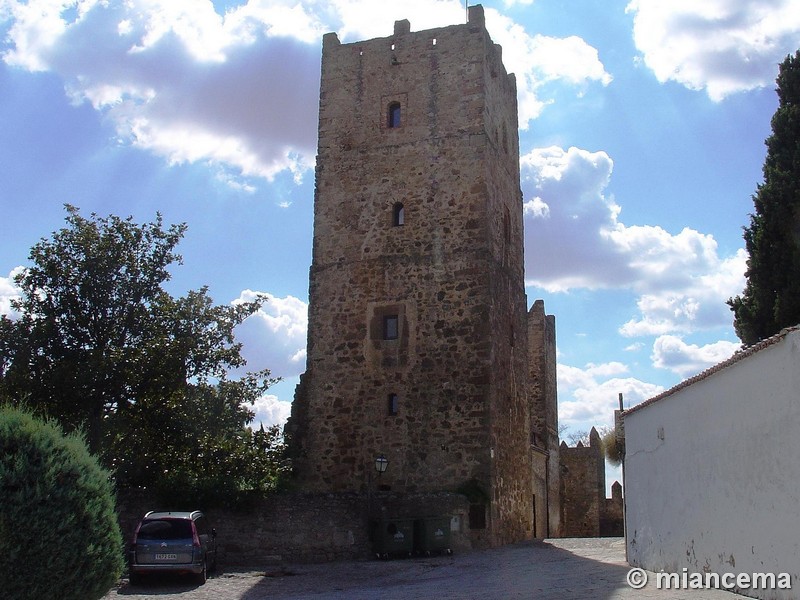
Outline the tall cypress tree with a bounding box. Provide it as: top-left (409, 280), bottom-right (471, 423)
top-left (728, 51), bottom-right (800, 346)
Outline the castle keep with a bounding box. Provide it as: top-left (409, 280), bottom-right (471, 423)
top-left (288, 5), bottom-right (560, 546)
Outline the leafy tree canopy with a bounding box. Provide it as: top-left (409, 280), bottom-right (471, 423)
top-left (0, 205), bottom-right (287, 499)
top-left (729, 51), bottom-right (800, 345)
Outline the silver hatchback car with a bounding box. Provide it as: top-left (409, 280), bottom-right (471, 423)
top-left (129, 511), bottom-right (217, 585)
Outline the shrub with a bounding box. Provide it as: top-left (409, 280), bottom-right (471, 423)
top-left (601, 427), bottom-right (624, 467)
top-left (0, 405), bottom-right (123, 600)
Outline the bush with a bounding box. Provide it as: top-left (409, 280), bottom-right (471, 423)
top-left (0, 405), bottom-right (123, 600)
top-left (601, 427), bottom-right (624, 467)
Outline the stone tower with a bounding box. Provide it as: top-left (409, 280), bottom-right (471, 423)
top-left (288, 5), bottom-right (557, 546)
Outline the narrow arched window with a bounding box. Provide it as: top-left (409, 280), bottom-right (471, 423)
top-left (388, 393), bottom-right (399, 416)
top-left (393, 202), bottom-right (405, 226)
top-left (387, 102), bottom-right (401, 128)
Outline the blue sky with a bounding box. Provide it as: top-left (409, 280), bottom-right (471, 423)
top-left (1, 0), bottom-right (798, 454)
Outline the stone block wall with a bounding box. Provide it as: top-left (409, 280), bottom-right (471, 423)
top-left (600, 481), bottom-right (624, 537)
top-left (116, 490), bottom-right (472, 565)
top-left (560, 428), bottom-right (624, 538)
top-left (528, 300), bottom-right (561, 537)
top-left (559, 428), bottom-right (603, 538)
top-left (560, 446), bottom-right (600, 537)
top-left (530, 447), bottom-right (548, 538)
top-left (287, 5), bottom-right (539, 548)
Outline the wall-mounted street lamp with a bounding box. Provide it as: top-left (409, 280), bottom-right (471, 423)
top-left (368, 454), bottom-right (389, 519)
top-left (375, 454), bottom-right (389, 475)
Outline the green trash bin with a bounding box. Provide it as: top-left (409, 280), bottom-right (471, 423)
top-left (372, 519), bottom-right (414, 559)
top-left (414, 516), bottom-right (452, 556)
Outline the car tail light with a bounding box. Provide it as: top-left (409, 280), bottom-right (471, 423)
top-left (132, 522), bottom-right (142, 547)
top-left (191, 522), bottom-right (201, 548)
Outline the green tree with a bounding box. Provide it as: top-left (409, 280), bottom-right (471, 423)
top-left (728, 51), bottom-right (800, 345)
top-left (113, 373), bottom-right (288, 501)
top-left (0, 205), bottom-right (188, 452)
top-left (0, 405), bottom-right (124, 600)
top-left (0, 206), bottom-right (285, 496)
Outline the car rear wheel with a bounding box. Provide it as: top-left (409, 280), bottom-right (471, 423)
top-left (194, 559), bottom-right (207, 585)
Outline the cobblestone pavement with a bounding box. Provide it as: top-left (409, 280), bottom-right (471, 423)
top-left (104, 538), bottom-right (757, 600)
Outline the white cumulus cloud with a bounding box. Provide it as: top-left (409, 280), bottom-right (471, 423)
top-left (0, 267), bottom-right (23, 317)
top-left (626, 0), bottom-right (800, 101)
top-left (619, 249), bottom-right (747, 336)
top-left (484, 10), bottom-right (612, 126)
top-left (558, 361), bottom-right (663, 428)
top-left (0, 0), bottom-right (611, 183)
top-left (233, 290), bottom-right (308, 379)
top-left (522, 146), bottom-right (630, 291)
top-left (252, 393), bottom-right (292, 428)
top-left (2, 0), bottom-right (322, 183)
top-left (651, 335), bottom-right (740, 378)
top-left (522, 145), bottom-right (747, 335)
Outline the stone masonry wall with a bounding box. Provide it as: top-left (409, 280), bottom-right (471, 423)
top-left (559, 429), bottom-right (603, 538)
top-left (117, 490), bottom-right (472, 565)
top-left (528, 300), bottom-right (561, 537)
top-left (287, 5), bottom-right (535, 547)
top-left (530, 448), bottom-right (548, 538)
top-left (291, 7), bottom-right (499, 494)
top-left (479, 5), bottom-right (534, 545)
top-left (559, 427), bottom-right (624, 538)
top-left (600, 481), bottom-right (624, 537)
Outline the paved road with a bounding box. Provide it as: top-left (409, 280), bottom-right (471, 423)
top-left (104, 538), bottom-right (756, 600)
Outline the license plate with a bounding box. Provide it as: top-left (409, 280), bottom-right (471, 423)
top-left (154, 553), bottom-right (177, 560)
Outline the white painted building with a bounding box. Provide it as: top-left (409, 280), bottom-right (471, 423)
top-left (624, 326), bottom-right (800, 600)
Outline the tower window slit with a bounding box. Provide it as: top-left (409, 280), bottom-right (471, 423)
top-left (393, 202), bottom-right (405, 226)
top-left (383, 315), bottom-right (399, 340)
top-left (387, 102), bottom-right (401, 128)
